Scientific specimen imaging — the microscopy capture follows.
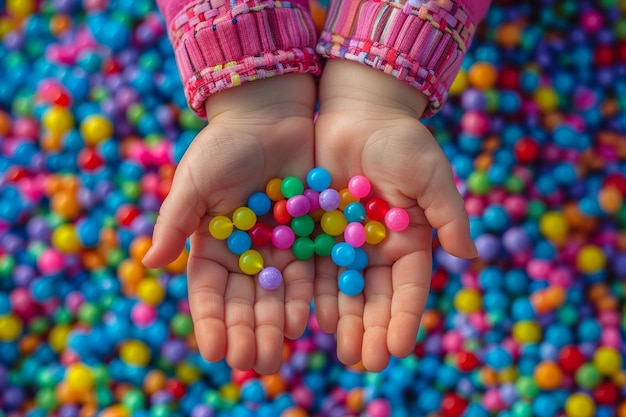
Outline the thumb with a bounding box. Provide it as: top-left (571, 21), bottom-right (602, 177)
top-left (417, 160), bottom-right (477, 259)
top-left (142, 164), bottom-right (204, 268)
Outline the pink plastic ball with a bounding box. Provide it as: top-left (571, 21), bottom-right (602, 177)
top-left (303, 189), bottom-right (320, 212)
top-left (343, 222), bottom-right (366, 248)
top-left (65, 291), bottom-right (84, 314)
top-left (286, 195), bottom-right (311, 217)
top-left (441, 331), bottom-right (464, 353)
top-left (271, 225), bottom-right (295, 249)
top-left (601, 327), bottom-right (622, 349)
top-left (38, 248), bottom-right (66, 275)
top-left (347, 175), bottom-right (371, 198)
top-left (384, 207), bottom-right (410, 232)
top-left (465, 196), bottom-right (486, 216)
top-left (366, 399), bottom-right (391, 417)
top-left (460, 110), bottom-right (490, 136)
top-left (482, 389), bottom-right (504, 411)
top-left (131, 302), bottom-right (158, 327)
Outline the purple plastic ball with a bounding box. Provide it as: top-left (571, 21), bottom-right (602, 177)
top-left (258, 267), bottom-right (282, 291)
top-left (319, 188), bottom-right (341, 211)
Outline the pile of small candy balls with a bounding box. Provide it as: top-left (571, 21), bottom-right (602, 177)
top-left (208, 168), bottom-right (409, 295)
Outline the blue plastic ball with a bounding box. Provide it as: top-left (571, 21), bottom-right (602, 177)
top-left (227, 230), bottom-right (252, 255)
top-left (338, 270), bottom-right (364, 296)
top-left (306, 167), bottom-right (332, 192)
top-left (330, 242), bottom-right (356, 267)
top-left (247, 192), bottom-right (271, 216)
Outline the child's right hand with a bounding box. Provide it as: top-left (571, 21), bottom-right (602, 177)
top-left (313, 60), bottom-right (477, 372)
top-left (142, 74), bottom-right (317, 375)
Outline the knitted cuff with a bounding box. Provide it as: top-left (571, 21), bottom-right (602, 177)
top-left (167, 0), bottom-right (322, 117)
top-left (316, 0), bottom-right (480, 117)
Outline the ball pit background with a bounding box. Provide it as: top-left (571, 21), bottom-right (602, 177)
top-left (0, 0), bottom-right (626, 416)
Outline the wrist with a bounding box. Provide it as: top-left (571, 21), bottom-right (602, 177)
top-left (204, 74), bottom-right (316, 123)
top-left (318, 60), bottom-right (429, 120)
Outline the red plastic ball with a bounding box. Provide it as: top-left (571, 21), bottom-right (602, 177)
top-left (593, 381), bottom-right (619, 405)
top-left (364, 198), bottom-right (389, 222)
top-left (165, 378), bottom-right (186, 399)
top-left (557, 345), bottom-right (585, 373)
top-left (456, 351), bottom-right (480, 372)
top-left (249, 223), bottom-right (272, 246)
top-left (514, 137), bottom-right (541, 164)
top-left (441, 393), bottom-right (468, 417)
top-left (273, 200), bottom-right (292, 225)
top-left (5, 166), bottom-right (30, 182)
top-left (602, 173), bottom-right (626, 196)
top-left (430, 270), bottom-right (449, 291)
top-left (77, 148), bottom-right (104, 171)
top-left (594, 45), bottom-right (614, 67)
top-left (116, 204), bottom-right (141, 227)
top-left (498, 67), bottom-right (519, 89)
top-left (232, 369), bottom-right (259, 385)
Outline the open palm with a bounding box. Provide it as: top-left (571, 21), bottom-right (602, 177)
top-left (143, 75), bottom-right (316, 374)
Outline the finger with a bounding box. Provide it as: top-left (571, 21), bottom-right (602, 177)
top-left (418, 161), bottom-right (477, 259)
top-left (187, 240), bottom-right (228, 363)
top-left (142, 162), bottom-right (204, 268)
top-left (336, 287), bottom-right (364, 366)
top-left (313, 257), bottom-right (340, 333)
top-left (253, 273), bottom-right (285, 375)
top-left (224, 273), bottom-right (256, 371)
top-left (283, 260), bottom-right (314, 340)
top-left (361, 266), bottom-right (392, 372)
top-left (387, 250), bottom-right (432, 358)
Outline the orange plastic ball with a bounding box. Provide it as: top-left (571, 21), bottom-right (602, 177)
top-left (468, 62), bottom-right (498, 90)
top-left (534, 361), bottom-right (563, 390)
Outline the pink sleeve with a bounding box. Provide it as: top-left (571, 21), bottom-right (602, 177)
top-left (316, 0), bottom-right (491, 117)
top-left (157, 0), bottom-right (322, 117)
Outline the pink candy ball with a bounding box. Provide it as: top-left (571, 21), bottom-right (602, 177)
top-left (271, 225), bottom-right (295, 249)
top-left (286, 195), bottom-right (311, 217)
top-left (348, 175), bottom-right (371, 198)
top-left (131, 302), bottom-right (158, 327)
top-left (384, 207), bottom-right (410, 232)
top-left (38, 248), bottom-right (66, 275)
top-left (343, 222), bottom-right (366, 248)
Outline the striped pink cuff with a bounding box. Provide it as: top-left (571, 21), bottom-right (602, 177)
top-left (317, 0), bottom-right (484, 117)
top-left (165, 0), bottom-right (322, 117)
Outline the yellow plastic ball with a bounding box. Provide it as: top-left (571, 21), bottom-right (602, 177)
top-left (136, 278), bottom-right (166, 306)
top-left (42, 106), bottom-right (75, 136)
top-left (539, 211), bottom-right (569, 244)
top-left (453, 288), bottom-right (482, 314)
top-left (593, 346), bottom-right (622, 376)
top-left (0, 17), bottom-right (19, 37)
top-left (80, 114), bottom-right (114, 146)
top-left (219, 383), bottom-right (240, 403)
top-left (239, 250), bottom-right (264, 275)
top-left (564, 393), bottom-right (595, 417)
top-left (232, 207), bottom-right (257, 231)
top-left (534, 86), bottom-right (559, 113)
top-left (576, 245), bottom-right (606, 274)
top-left (51, 224), bottom-right (82, 253)
top-left (49, 324), bottom-right (71, 352)
top-left (534, 361), bottom-right (563, 390)
top-left (497, 367), bottom-right (518, 384)
top-left (7, 0), bottom-right (36, 18)
top-left (0, 314), bottom-right (22, 341)
top-left (449, 69), bottom-right (468, 96)
top-left (512, 321), bottom-right (542, 344)
top-left (364, 221), bottom-right (386, 245)
top-left (66, 363), bottom-right (95, 393)
top-left (338, 188), bottom-right (359, 211)
top-left (175, 362), bottom-right (201, 385)
top-left (320, 210), bottom-right (348, 236)
top-left (120, 340), bottom-right (151, 366)
top-left (209, 215), bottom-right (233, 240)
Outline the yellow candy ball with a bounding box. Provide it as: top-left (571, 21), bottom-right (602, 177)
top-left (576, 245), bottom-right (606, 274)
top-left (453, 289), bottom-right (482, 314)
top-left (232, 207), bottom-right (257, 231)
top-left (42, 106), bottom-right (74, 136)
top-left (364, 221), bottom-right (386, 245)
top-left (66, 363), bottom-right (95, 393)
top-left (49, 324), bottom-right (71, 352)
top-left (239, 250), bottom-right (264, 275)
top-left (0, 314), bottom-right (22, 341)
top-left (534, 86), bottom-right (559, 113)
top-left (449, 69), bottom-right (468, 96)
top-left (564, 393), bottom-right (595, 417)
top-left (136, 278), bottom-right (165, 306)
top-left (209, 215), bottom-right (233, 240)
top-left (539, 211), bottom-right (569, 244)
top-left (320, 210), bottom-right (348, 236)
top-left (80, 114), bottom-right (114, 146)
top-left (120, 340), bottom-right (151, 366)
top-left (593, 346), bottom-right (622, 376)
top-left (7, 0), bottom-right (35, 18)
top-left (51, 224), bottom-right (82, 253)
top-left (512, 321), bottom-right (542, 344)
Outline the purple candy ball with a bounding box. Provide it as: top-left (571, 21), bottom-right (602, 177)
top-left (258, 267), bottom-right (282, 291)
top-left (319, 188), bottom-right (340, 211)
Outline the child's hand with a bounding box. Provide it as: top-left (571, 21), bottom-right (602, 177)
top-left (142, 75), bottom-right (316, 374)
top-left (313, 61), bottom-right (476, 372)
